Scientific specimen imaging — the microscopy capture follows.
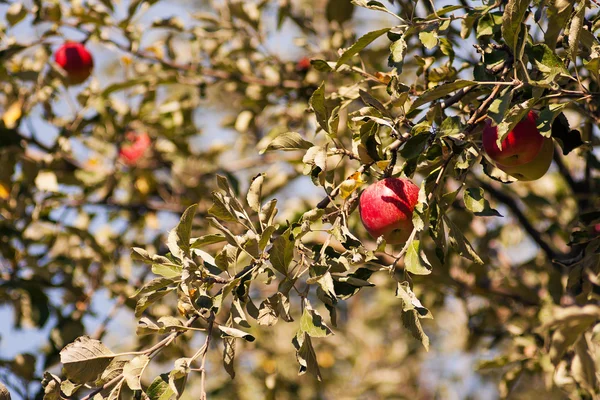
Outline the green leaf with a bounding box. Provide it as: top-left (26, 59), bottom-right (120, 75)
top-left (309, 82), bottom-right (337, 135)
top-left (496, 98), bottom-right (538, 148)
top-left (147, 374), bottom-right (176, 400)
top-left (464, 187), bottom-right (502, 217)
top-left (481, 157), bottom-right (517, 184)
top-left (396, 281), bottom-right (433, 318)
top-left (214, 244), bottom-right (238, 271)
top-left (584, 57), bottom-right (600, 84)
top-left (218, 326), bottom-right (256, 342)
top-left (404, 240), bottom-right (432, 275)
top-left (573, 336), bottom-right (597, 393)
top-left (208, 217), bottom-right (239, 246)
top-left (152, 263), bottom-right (183, 279)
top-left (168, 358), bottom-right (189, 397)
top-left (335, 28), bottom-right (390, 69)
top-left (223, 335), bottom-right (236, 379)
top-left (545, 0), bottom-right (574, 50)
top-left (568, 0), bottom-right (586, 61)
top-left (259, 225), bottom-right (277, 251)
top-left (260, 132), bottom-right (313, 153)
top-left (167, 204), bottom-right (198, 260)
top-left (536, 103), bottom-right (568, 138)
top-left (135, 288), bottom-right (175, 318)
top-left (402, 310), bottom-right (430, 351)
top-left (60, 336), bottom-right (115, 384)
top-left (106, 380), bottom-right (123, 400)
top-left (7, 3), bottom-right (27, 26)
top-left (299, 301), bottom-right (333, 338)
top-left (333, 267), bottom-right (376, 299)
top-left (409, 80), bottom-right (476, 112)
top-left (419, 31), bottom-right (438, 50)
top-left (541, 305), bottom-right (600, 365)
top-left (444, 216), bottom-right (484, 264)
top-left (123, 355), bottom-right (150, 390)
top-left (326, 0), bottom-right (354, 23)
top-left (388, 35), bottom-right (407, 72)
top-left (310, 59), bottom-right (334, 72)
top-left (191, 234), bottom-right (227, 248)
top-left (527, 44), bottom-right (570, 85)
top-left (501, 0), bottom-right (529, 54)
top-left (59, 380), bottom-right (81, 397)
top-left (477, 12), bottom-right (502, 39)
top-left (487, 87), bottom-right (513, 126)
top-left (439, 116), bottom-right (463, 137)
top-left (259, 199), bottom-right (278, 226)
top-left (400, 131), bottom-right (430, 160)
top-left (293, 332), bottom-right (322, 380)
top-left (247, 173), bottom-right (264, 212)
top-left (257, 292), bottom-right (293, 326)
top-left (98, 359), bottom-right (127, 386)
top-left (132, 277), bottom-right (177, 298)
top-left (208, 192), bottom-right (239, 223)
top-left (270, 232), bottom-right (294, 275)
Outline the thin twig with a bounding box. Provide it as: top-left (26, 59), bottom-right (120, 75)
top-left (80, 314), bottom-right (200, 400)
top-left (198, 313), bottom-right (215, 400)
top-left (475, 178), bottom-right (559, 264)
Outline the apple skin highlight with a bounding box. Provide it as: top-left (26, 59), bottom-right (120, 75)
top-left (55, 42), bottom-right (94, 85)
top-left (359, 178), bottom-right (419, 245)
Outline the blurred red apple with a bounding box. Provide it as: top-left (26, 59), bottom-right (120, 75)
top-left (119, 132), bottom-right (151, 166)
top-left (54, 42), bottom-right (94, 85)
top-left (359, 178), bottom-right (419, 244)
top-left (483, 111), bottom-right (544, 167)
top-left (296, 57), bottom-right (311, 73)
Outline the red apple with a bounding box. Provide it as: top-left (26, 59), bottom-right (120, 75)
top-left (296, 57), bottom-right (311, 73)
top-left (483, 111), bottom-right (545, 167)
top-left (119, 132), bottom-right (151, 166)
top-left (495, 137), bottom-right (554, 181)
top-left (359, 178), bottom-right (419, 244)
top-left (54, 42), bottom-right (94, 85)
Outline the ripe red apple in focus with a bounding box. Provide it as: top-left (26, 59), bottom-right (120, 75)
top-left (483, 111), bottom-right (544, 167)
top-left (495, 138), bottom-right (554, 181)
top-left (119, 132), bottom-right (151, 166)
top-left (359, 178), bottom-right (419, 244)
top-left (54, 42), bottom-right (94, 85)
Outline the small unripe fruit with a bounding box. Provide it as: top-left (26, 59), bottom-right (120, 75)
top-left (54, 42), bottom-right (94, 85)
top-left (359, 178), bottom-right (419, 244)
top-left (119, 132), bottom-right (151, 166)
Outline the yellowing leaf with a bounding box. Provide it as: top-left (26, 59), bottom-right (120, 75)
top-left (339, 179), bottom-right (358, 199)
top-left (376, 160), bottom-right (390, 171)
top-left (2, 101), bottom-right (22, 128)
top-left (0, 181), bottom-right (10, 200)
top-left (339, 175), bottom-right (364, 199)
top-left (135, 176), bottom-right (151, 195)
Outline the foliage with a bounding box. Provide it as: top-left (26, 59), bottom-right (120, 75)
top-left (0, 0), bottom-right (599, 399)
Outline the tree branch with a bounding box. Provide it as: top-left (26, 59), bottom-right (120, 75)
top-left (475, 178), bottom-right (560, 264)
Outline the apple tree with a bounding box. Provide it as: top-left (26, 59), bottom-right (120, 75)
top-left (0, 0), bottom-right (599, 398)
